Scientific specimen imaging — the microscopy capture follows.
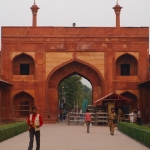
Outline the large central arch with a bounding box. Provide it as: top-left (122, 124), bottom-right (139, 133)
top-left (46, 59), bottom-right (104, 121)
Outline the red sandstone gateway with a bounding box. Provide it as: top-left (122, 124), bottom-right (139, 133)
top-left (0, 1), bottom-right (149, 123)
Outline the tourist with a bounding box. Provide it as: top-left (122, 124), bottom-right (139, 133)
top-left (84, 109), bottom-right (92, 133)
top-left (108, 108), bottom-right (117, 135)
top-left (137, 109), bottom-right (141, 125)
top-left (27, 106), bottom-right (43, 150)
top-left (129, 110), bottom-right (134, 123)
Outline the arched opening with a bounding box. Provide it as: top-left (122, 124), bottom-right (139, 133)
top-left (121, 91), bottom-right (137, 109)
top-left (46, 60), bottom-right (103, 121)
top-left (13, 92), bottom-right (34, 118)
top-left (58, 74), bottom-right (92, 113)
top-left (12, 53), bottom-right (35, 75)
top-left (116, 54), bottom-right (138, 76)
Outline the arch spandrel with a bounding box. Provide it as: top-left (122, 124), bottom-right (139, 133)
top-left (47, 59), bottom-right (104, 89)
top-left (115, 52), bottom-right (139, 61)
top-left (11, 52), bottom-right (35, 60)
top-left (11, 90), bottom-right (35, 99)
top-left (45, 52), bottom-right (105, 79)
top-left (46, 60), bottom-right (104, 119)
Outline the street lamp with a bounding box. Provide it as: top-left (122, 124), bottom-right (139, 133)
top-left (61, 86), bottom-right (66, 109)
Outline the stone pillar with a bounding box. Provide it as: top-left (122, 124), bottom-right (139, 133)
top-left (30, 2), bottom-right (39, 27)
top-left (113, 2), bottom-right (122, 28)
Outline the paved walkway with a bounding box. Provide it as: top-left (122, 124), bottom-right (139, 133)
top-left (0, 121), bottom-right (149, 150)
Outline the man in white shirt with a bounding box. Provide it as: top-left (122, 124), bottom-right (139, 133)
top-left (129, 110), bottom-right (134, 123)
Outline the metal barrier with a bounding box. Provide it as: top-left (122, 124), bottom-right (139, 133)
top-left (68, 112), bottom-right (117, 126)
top-left (68, 112), bottom-right (95, 125)
top-left (95, 112), bottom-right (108, 125)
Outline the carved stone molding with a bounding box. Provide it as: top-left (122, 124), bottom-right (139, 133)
top-left (2, 27), bottom-right (149, 37)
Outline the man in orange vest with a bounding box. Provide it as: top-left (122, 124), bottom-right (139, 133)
top-left (27, 106), bottom-right (43, 150)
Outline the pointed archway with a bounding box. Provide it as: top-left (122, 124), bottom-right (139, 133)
top-left (12, 53), bottom-right (35, 75)
top-left (116, 53), bottom-right (138, 76)
top-left (46, 60), bottom-right (104, 121)
top-left (13, 91), bottom-right (34, 118)
top-left (121, 91), bottom-right (138, 109)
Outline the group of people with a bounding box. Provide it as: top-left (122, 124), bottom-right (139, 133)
top-left (129, 109), bottom-right (141, 125)
top-left (27, 106), bottom-right (141, 150)
top-left (84, 108), bottom-right (117, 135)
top-left (85, 108), bottom-right (141, 135)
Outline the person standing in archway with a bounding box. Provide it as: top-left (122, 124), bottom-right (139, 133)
top-left (129, 110), bottom-right (134, 123)
top-left (84, 109), bottom-right (92, 133)
top-left (27, 106), bottom-right (43, 150)
top-left (108, 108), bottom-right (117, 135)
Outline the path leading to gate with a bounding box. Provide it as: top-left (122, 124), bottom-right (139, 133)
top-left (0, 121), bottom-right (149, 150)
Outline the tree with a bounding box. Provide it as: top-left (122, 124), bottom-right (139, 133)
top-left (59, 75), bottom-right (92, 110)
top-left (82, 85), bottom-right (92, 105)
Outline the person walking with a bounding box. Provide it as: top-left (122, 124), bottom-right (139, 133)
top-left (108, 108), bottom-right (117, 135)
top-left (27, 106), bottom-right (43, 150)
top-left (84, 109), bottom-right (92, 133)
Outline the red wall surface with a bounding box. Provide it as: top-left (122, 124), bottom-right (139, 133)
top-left (1, 27), bottom-right (149, 122)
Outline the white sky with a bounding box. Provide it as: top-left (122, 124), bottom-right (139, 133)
top-left (0, 0), bottom-right (150, 27)
top-left (81, 78), bottom-right (92, 88)
top-left (0, 0), bottom-right (150, 88)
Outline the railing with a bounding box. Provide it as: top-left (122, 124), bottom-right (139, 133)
top-left (13, 105), bottom-right (30, 117)
top-left (95, 112), bottom-right (108, 125)
top-left (68, 112), bottom-right (95, 125)
top-left (68, 112), bottom-right (110, 126)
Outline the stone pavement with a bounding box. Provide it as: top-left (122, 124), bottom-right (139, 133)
top-left (0, 121), bottom-right (149, 150)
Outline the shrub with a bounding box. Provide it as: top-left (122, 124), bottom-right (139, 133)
top-left (118, 122), bottom-right (150, 148)
top-left (0, 122), bottom-right (28, 142)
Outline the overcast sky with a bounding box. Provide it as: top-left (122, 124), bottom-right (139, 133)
top-left (0, 0), bottom-right (150, 27)
top-left (0, 0), bottom-right (149, 88)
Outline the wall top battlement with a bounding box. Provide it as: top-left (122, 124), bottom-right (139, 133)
top-left (1, 27), bottom-right (149, 37)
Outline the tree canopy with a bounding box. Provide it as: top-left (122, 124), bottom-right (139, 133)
top-left (59, 75), bottom-right (92, 110)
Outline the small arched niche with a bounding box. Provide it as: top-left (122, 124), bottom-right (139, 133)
top-left (121, 91), bottom-right (137, 109)
top-left (116, 54), bottom-right (138, 76)
top-left (13, 92), bottom-right (34, 118)
top-left (12, 53), bottom-right (35, 75)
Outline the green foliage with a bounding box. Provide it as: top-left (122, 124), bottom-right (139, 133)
top-left (118, 122), bottom-right (150, 148)
top-left (82, 85), bottom-right (92, 105)
top-left (59, 75), bottom-right (92, 110)
top-left (0, 122), bottom-right (28, 142)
